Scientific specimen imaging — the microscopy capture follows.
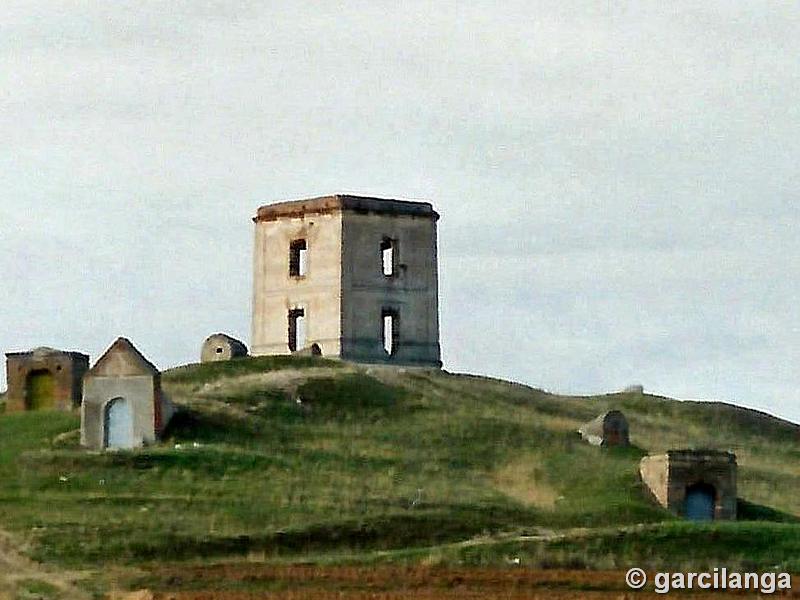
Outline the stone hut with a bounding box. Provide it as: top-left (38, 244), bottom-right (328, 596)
top-left (251, 195), bottom-right (441, 367)
top-left (201, 333), bottom-right (248, 363)
top-left (639, 449), bottom-right (737, 521)
top-left (4, 347), bottom-right (89, 412)
top-left (81, 338), bottom-right (174, 450)
top-left (578, 410), bottom-right (630, 447)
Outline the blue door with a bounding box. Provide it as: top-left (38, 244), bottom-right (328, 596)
top-left (104, 398), bottom-right (134, 449)
top-left (685, 483), bottom-right (715, 521)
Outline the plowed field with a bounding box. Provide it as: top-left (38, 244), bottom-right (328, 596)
top-left (142, 565), bottom-right (798, 599)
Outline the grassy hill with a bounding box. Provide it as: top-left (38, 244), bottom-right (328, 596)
top-left (0, 357), bottom-right (798, 594)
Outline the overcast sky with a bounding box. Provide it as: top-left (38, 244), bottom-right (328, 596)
top-left (2, 1), bottom-right (799, 422)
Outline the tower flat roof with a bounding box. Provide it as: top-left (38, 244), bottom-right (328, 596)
top-left (254, 194), bottom-right (439, 222)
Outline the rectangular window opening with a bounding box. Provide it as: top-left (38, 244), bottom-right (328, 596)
top-left (380, 238), bottom-right (394, 277)
top-left (289, 239), bottom-right (307, 277)
top-left (382, 309), bottom-right (398, 356)
top-left (288, 308), bottom-right (306, 352)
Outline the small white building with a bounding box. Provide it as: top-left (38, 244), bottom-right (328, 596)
top-left (81, 338), bottom-right (174, 450)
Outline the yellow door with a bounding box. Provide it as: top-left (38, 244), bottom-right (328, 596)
top-left (26, 370), bottom-right (56, 410)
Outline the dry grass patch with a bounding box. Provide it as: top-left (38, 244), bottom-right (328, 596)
top-left (492, 454), bottom-right (559, 510)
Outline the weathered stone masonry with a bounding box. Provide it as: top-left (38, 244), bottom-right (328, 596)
top-left (5, 347), bottom-right (89, 412)
top-left (640, 449), bottom-right (737, 521)
top-left (251, 195), bottom-right (441, 367)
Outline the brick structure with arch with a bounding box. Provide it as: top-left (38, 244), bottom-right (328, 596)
top-left (639, 449), bottom-right (737, 521)
top-left (4, 347), bottom-right (89, 412)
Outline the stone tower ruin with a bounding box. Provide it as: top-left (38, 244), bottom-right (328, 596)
top-left (252, 195), bottom-right (441, 367)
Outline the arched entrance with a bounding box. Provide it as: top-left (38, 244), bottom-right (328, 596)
top-left (685, 482), bottom-right (716, 521)
top-left (25, 370), bottom-right (56, 410)
top-left (104, 398), bottom-right (134, 449)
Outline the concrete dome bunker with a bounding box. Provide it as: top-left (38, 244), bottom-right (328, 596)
top-left (251, 195), bottom-right (441, 367)
top-left (578, 410), bottom-right (630, 447)
top-left (201, 333), bottom-right (249, 363)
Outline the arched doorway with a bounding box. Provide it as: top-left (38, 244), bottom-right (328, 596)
top-left (685, 482), bottom-right (716, 521)
top-left (25, 370), bottom-right (56, 410)
top-left (104, 398), bottom-right (134, 449)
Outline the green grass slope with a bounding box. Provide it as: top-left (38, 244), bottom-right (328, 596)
top-left (0, 356), bottom-right (798, 573)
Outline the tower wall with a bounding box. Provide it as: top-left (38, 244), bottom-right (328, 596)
top-left (251, 210), bottom-right (343, 357)
top-left (341, 211), bottom-right (440, 366)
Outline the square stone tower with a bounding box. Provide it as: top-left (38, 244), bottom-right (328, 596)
top-left (251, 195), bottom-right (441, 367)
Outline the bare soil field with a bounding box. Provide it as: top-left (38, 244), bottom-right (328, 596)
top-left (142, 565), bottom-right (798, 599)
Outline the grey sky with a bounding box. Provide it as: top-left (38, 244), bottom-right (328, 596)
top-left (2, 1), bottom-right (799, 421)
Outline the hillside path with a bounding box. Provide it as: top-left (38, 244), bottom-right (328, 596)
top-left (0, 527), bottom-right (91, 599)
